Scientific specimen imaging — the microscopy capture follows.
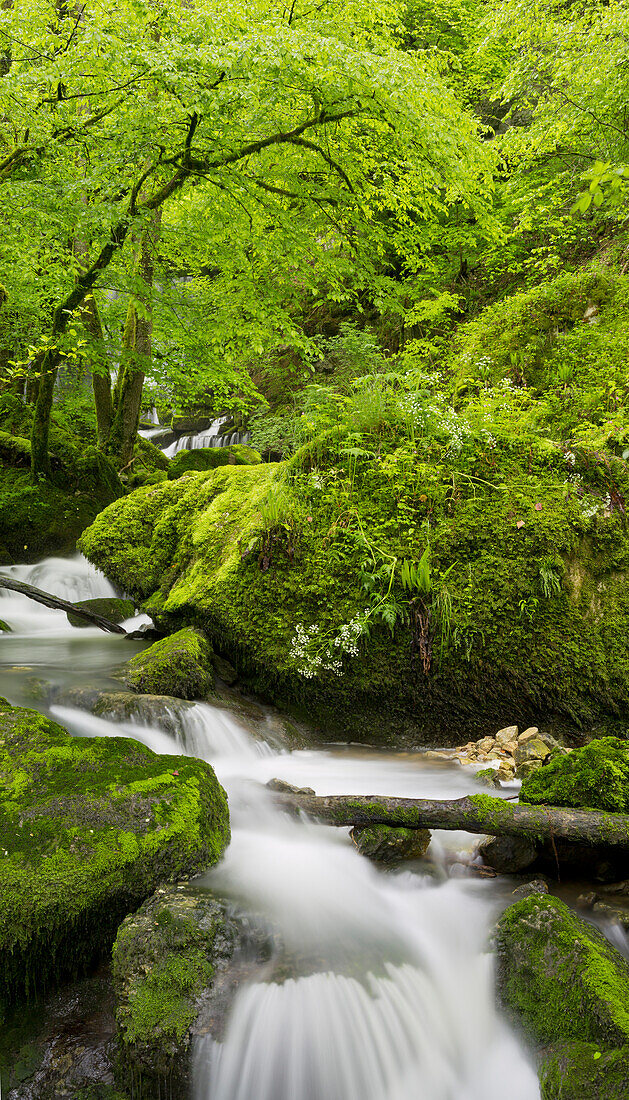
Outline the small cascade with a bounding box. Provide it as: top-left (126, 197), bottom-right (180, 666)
top-left (0, 554), bottom-right (116, 635)
top-left (163, 416), bottom-right (251, 458)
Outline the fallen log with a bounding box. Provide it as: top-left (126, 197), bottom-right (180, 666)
top-left (0, 576), bottom-right (127, 634)
top-left (268, 783), bottom-right (629, 851)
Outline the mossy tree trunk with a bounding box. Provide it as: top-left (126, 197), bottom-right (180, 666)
top-left (107, 210), bottom-right (160, 467)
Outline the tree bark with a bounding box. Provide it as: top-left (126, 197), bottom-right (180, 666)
top-left (269, 785), bottom-right (629, 851)
top-left (0, 576), bottom-right (127, 633)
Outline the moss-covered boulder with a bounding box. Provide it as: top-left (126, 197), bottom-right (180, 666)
top-left (539, 1041), bottom-right (629, 1099)
top-left (0, 699), bottom-right (230, 1019)
top-left (166, 443), bottom-right (261, 480)
top-left (66, 597), bottom-right (136, 628)
top-left (495, 894), bottom-right (629, 1047)
top-left (350, 823), bottom-right (431, 863)
top-left (520, 737), bottom-right (629, 812)
top-left (112, 887), bottom-right (241, 1098)
top-left (121, 628), bottom-right (214, 699)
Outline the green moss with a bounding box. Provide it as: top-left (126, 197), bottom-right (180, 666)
top-left (0, 698), bottom-right (230, 1018)
top-left (121, 627), bottom-right (214, 699)
top-left (66, 597), bottom-right (135, 628)
top-left (495, 894), bottom-right (629, 1047)
top-left (539, 1042), bottom-right (629, 1100)
top-left (520, 737), bottom-right (629, 812)
top-left (166, 443), bottom-right (261, 480)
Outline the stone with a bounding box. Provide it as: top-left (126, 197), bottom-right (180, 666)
top-left (122, 627), bottom-right (214, 699)
top-left (0, 699), bottom-right (230, 1018)
top-left (350, 823), bottom-right (431, 864)
top-left (167, 444), bottom-right (261, 480)
top-left (518, 726), bottom-right (540, 742)
top-left (511, 879), bottom-right (548, 900)
top-left (212, 653), bottom-right (238, 685)
top-left (495, 894), bottom-right (629, 1046)
top-left (478, 835), bottom-right (538, 873)
top-left (592, 902), bottom-right (629, 928)
top-left (539, 1042), bottom-right (629, 1100)
top-left (577, 892), bottom-right (599, 909)
top-left (477, 736), bottom-right (495, 753)
top-left (495, 725), bottom-right (518, 745)
top-left (514, 737), bottom-right (551, 766)
top-left (504, 741), bottom-right (518, 755)
top-left (66, 596), bottom-right (135, 627)
top-left (520, 737), bottom-right (629, 813)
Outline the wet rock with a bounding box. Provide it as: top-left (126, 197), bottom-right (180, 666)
top-left (518, 726), bottom-right (539, 742)
top-left (479, 835), bottom-right (538, 873)
top-left (519, 737), bottom-right (629, 813)
top-left (601, 880), bottom-right (629, 896)
top-left (511, 879), bottom-right (548, 901)
top-left (577, 892), bottom-right (599, 909)
top-left (350, 823), bottom-right (431, 864)
top-left (0, 699), bottom-right (230, 1018)
top-left (66, 596), bottom-right (135, 628)
top-left (267, 778), bottom-right (315, 795)
top-left (121, 627), bottom-right (215, 699)
top-left (538, 1041), bottom-right (629, 1100)
top-left (113, 887), bottom-right (272, 1099)
top-left (477, 736), bottom-right (495, 753)
top-left (495, 894), bottom-right (629, 1046)
top-left (513, 737), bottom-right (551, 769)
top-left (592, 901), bottom-right (629, 928)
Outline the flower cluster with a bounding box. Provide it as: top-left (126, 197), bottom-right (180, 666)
top-left (289, 615), bottom-right (368, 678)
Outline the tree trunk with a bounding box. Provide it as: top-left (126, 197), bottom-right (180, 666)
top-left (269, 784), bottom-right (629, 851)
top-left (0, 575), bottom-right (127, 633)
top-left (107, 210), bottom-right (160, 466)
top-left (30, 347), bottom-right (59, 478)
top-left (83, 293), bottom-right (113, 447)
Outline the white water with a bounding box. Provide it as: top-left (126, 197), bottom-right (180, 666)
top-left (1, 554), bottom-right (541, 1100)
top-left (163, 415), bottom-right (251, 457)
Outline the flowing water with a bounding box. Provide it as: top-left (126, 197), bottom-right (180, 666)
top-left (162, 415), bottom-right (251, 457)
top-left (0, 553), bottom-right (541, 1100)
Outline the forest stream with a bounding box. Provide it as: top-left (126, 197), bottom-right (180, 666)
top-left (0, 552), bottom-right (541, 1099)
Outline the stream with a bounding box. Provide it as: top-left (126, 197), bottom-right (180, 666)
top-left (0, 552), bottom-right (541, 1100)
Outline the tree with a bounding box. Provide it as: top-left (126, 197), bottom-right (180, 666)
top-left (0, 0), bottom-right (494, 478)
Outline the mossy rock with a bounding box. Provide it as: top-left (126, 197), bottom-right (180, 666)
top-left (66, 597), bottom-right (136, 628)
top-left (495, 894), bottom-right (629, 1047)
top-left (350, 823), bottom-right (431, 863)
top-left (112, 888), bottom-right (240, 1098)
top-left (539, 1041), bottom-right (629, 1099)
top-left (166, 444), bottom-right (261, 480)
top-left (121, 628), bottom-right (214, 699)
top-left (0, 699), bottom-right (230, 1019)
top-left (520, 737), bottom-right (629, 813)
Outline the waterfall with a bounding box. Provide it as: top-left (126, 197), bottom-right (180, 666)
top-left (163, 416), bottom-right (251, 458)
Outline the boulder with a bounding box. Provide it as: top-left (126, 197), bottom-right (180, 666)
top-left (511, 879), bottom-right (548, 901)
top-left (350, 823), bottom-right (431, 864)
top-left (0, 699), bottom-right (230, 1019)
top-left (167, 444), bottom-right (261, 480)
top-left (112, 886), bottom-right (271, 1099)
top-left (495, 725), bottom-right (518, 745)
top-left (520, 737), bottom-right (629, 813)
top-left (518, 726), bottom-right (540, 742)
top-left (122, 627), bottom-right (214, 699)
top-left (539, 1042), bottom-right (629, 1100)
top-left (66, 596), bottom-right (135, 628)
top-left (495, 894), bottom-right (629, 1046)
top-left (479, 835), bottom-right (538, 873)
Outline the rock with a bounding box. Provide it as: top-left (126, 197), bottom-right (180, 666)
top-left (475, 767), bottom-right (501, 788)
top-left (0, 699), bottom-right (230, 1018)
top-left (504, 740), bottom-right (518, 755)
top-left (267, 778), bottom-right (315, 795)
top-left (520, 737), bottom-right (629, 812)
top-left (122, 627), bottom-right (214, 699)
top-left (167, 444), bottom-right (261, 480)
top-left (66, 596), bottom-right (135, 627)
top-left (518, 726), bottom-right (540, 742)
top-left (592, 901), bottom-right (629, 928)
top-left (496, 762), bottom-right (515, 782)
top-left (477, 736), bottom-right (495, 753)
top-left (479, 835), bottom-right (538, 873)
top-left (539, 1041), bottom-right (629, 1100)
top-left (171, 414), bottom-right (214, 432)
top-left (112, 886), bottom-right (272, 1099)
top-left (601, 880), bottom-right (629, 896)
top-left (495, 894), bottom-right (629, 1046)
top-left (350, 823), bottom-right (431, 864)
top-left (424, 750), bottom-right (451, 760)
top-left (495, 725), bottom-right (518, 745)
top-left (513, 737), bottom-right (551, 768)
top-left (511, 879), bottom-right (548, 900)
top-left (577, 892), bottom-right (599, 909)
top-left (212, 652), bottom-right (238, 685)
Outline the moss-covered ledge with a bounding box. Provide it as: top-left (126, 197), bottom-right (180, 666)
top-left (120, 627), bottom-right (214, 699)
top-left (0, 699), bottom-right (230, 1020)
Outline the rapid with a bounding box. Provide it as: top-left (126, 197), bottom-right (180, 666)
top-left (0, 553), bottom-right (541, 1100)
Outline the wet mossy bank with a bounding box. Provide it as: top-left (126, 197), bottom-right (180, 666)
top-left (0, 699), bottom-right (230, 1021)
top-left (79, 417), bottom-right (629, 746)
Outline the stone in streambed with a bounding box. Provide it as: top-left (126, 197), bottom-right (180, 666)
top-left (495, 893), bottom-right (629, 1046)
top-left (350, 823), bottom-right (431, 864)
top-left (520, 736), bottom-right (629, 812)
top-left (121, 627), bottom-right (214, 699)
top-left (538, 1042), bottom-right (629, 1100)
top-left (511, 879), bottom-right (548, 901)
top-left (66, 596), bottom-right (135, 627)
top-left (495, 725), bottom-right (518, 746)
top-left (112, 886), bottom-right (272, 1099)
top-left (479, 835), bottom-right (538, 873)
top-left (0, 698), bottom-right (230, 1020)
